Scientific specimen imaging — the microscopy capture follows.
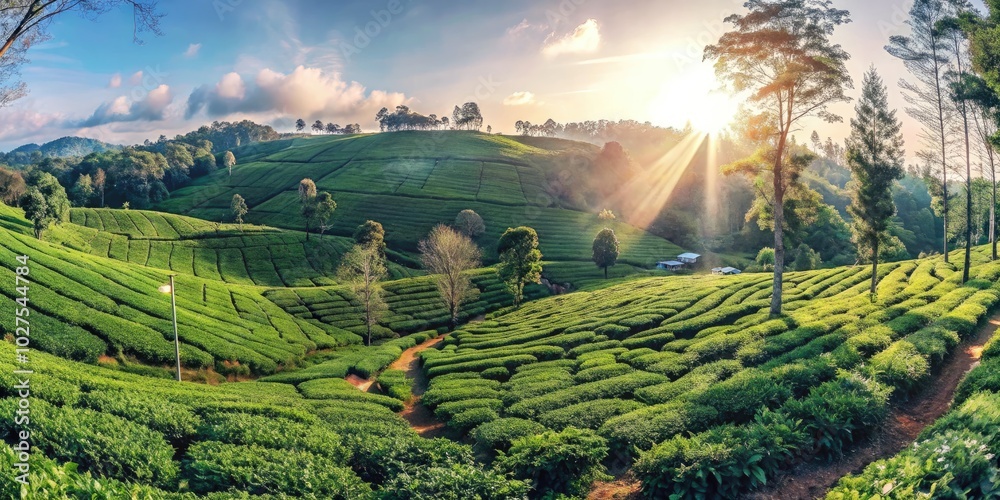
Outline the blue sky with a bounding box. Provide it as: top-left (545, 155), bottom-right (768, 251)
top-left (0, 0), bottom-right (985, 155)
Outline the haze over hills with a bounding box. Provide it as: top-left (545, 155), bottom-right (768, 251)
top-left (3, 136), bottom-right (120, 162)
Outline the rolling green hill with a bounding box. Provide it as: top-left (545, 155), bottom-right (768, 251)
top-left (0, 203), bottom-right (540, 373)
top-left (158, 131), bottom-right (685, 266)
top-left (63, 208), bottom-right (418, 286)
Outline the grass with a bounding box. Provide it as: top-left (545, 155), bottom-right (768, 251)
top-left (158, 131), bottom-right (685, 266)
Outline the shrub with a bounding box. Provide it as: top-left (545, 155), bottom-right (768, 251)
top-left (828, 429), bottom-right (1000, 499)
top-left (866, 341), bottom-right (930, 396)
top-left (783, 374), bottom-right (890, 460)
top-left (448, 407), bottom-right (499, 434)
top-left (634, 409), bottom-right (807, 499)
top-left (0, 399), bottom-right (177, 486)
top-left (78, 390), bottom-right (201, 442)
top-left (435, 398), bottom-right (503, 419)
top-left (497, 427), bottom-right (610, 498)
top-left (539, 398), bottom-right (645, 431)
top-left (472, 418), bottom-right (547, 453)
top-left (378, 462), bottom-right (529, 500)
top-left (196, 412), bottom-right (350, 463)
top-left (690, 370), bottom-right (791, 424)
top-left (184, 441), bottom-right (370, 498)
top-left (377, 369), bottom-right (413, 401)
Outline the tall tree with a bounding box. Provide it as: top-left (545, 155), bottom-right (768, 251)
top-left (354, 220), bottom-right (385, 254)
top-left (957, 74), bottom-right (1000, 259)
top-left (705, 0), bottom-right (853, 315)
top-left (71, 173), bottom-right (94, 206)
top-left (887, 0), bottom-right (966, 263)
top-left (20, 172), bottom-right (69, 239)
top-left (497, 226), bottom-right (543, 308)
top-left (93, 167), bottom-right (106, 207)
top-left (222, 150), bottom-right (236, 179)
top-left (338, 244), bottom-right (388, 347)
top-left (953, 4), bottom-right (1000, 260)
top-left (312, 192), bottom-right (336, 239)
top-left (295, 118), bottom-right (306, 132)
top-left (312, 120), bottom-right (324, 134)
top-left (846, 68), bottom-right (906, 296)
top-left (419, 225), bottom-right (482, 327)
top-left (0, 167), bottom-right (26, 206)
top-left (454, 209), bottom-right (486, 239)
top-left (592, 228), bottom-right (620, 279)
top-left (298, 178), bottom-right (317, 239)
top-left (940, 9), bottom-right (976, 282)
top-left (231, 194), bottom-right (248, 232)
top-left (0, 0), bottom-right (161, 107)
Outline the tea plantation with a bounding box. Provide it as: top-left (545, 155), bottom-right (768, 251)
top-left (418, 247), bottom-right (1000, 497)
top-left (3, 131), bottom-right (1000, 498)
top-left (0, 203), bottom-right (535, 374)
top-left (0, 341), bottom-right (528, 499)
top-left (158, 131), bottom-right (683, 263)
top-left (64, 208), bottom-right (418, 285)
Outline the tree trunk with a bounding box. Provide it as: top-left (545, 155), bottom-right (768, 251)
top-left (870, 242), bottom-right (878, 297)
top-left (965, 181), bottom-right (973, 283)
top-left (770, 130), bottom-right (787, 317)
top-left (604, 266), bottom-right (608, 279)
top-left (993, 178), bottom-right (997, 261)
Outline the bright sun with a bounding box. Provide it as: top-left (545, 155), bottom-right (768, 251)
top-left (649, 70), bottom-right (740, 135)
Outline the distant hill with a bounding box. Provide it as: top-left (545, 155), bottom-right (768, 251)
top-left (3, 136), bottom-right (120, 164)
top-left (159, 131), bottom-right (686, 267)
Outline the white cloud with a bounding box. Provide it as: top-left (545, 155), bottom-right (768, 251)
top-left (183, 43), bottom-right (202, 58)
top-left (128, 71), bottom-right (144, 86)
top-left (215, 72), bottom-right (246, 99)
top-left (542, 19), bottom-right (601, 57)
top-left (503, 91), bottom-right (537, 106)
top-left (108, 73), bottom-right (122, 88)
top-left (186, 66), bottom-right (408, 126)
top-left (81, 84), bottom-right (175, 126)
top-left (0, 108), bottom-right (65, 145)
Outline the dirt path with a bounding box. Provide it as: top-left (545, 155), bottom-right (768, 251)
top-left (745, 313), bottom-right (1000, 500)
top-left (346, 374), bottom-right (374, 392)
top-left (392, 335), bottom-right (449, 438)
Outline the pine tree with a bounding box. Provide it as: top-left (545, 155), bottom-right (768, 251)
top-left (846, 68), bottom-right (906, 297)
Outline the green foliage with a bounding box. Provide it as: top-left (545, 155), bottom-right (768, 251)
top-left (497, 427), bottom-right (610, 498)
top-left (472, 418), bottom-right (546, 453)
top-left (592, 227), bottom-right (620, 278)
top-left (497, 226), bottom-right (543, 307)
top-left (0, 399), bottom-right (178, 486)
top-left (184, 441), bottom-right (370, 498)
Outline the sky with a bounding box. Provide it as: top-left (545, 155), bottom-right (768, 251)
top-left (0, 0), bottom-right (987, 158)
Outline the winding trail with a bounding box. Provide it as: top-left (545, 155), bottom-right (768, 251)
top-left (745, 313), bottom-right (1000, 500)
top-left (391, 335), bottom-right (449, 438)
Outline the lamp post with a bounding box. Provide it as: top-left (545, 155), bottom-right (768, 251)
top-left (159, 275), bottom-right (181, 381)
